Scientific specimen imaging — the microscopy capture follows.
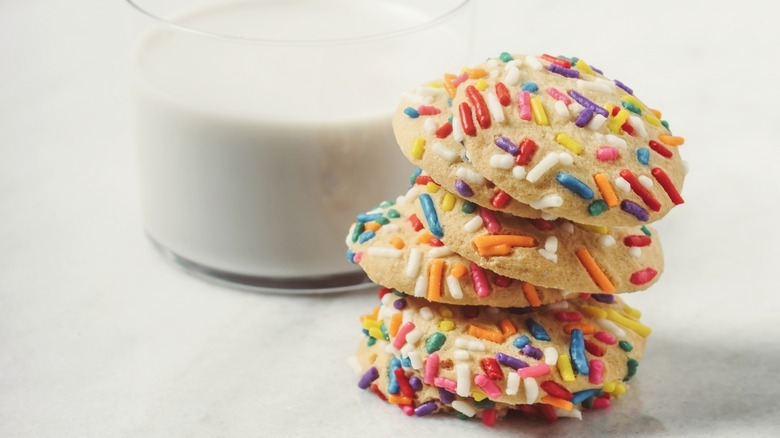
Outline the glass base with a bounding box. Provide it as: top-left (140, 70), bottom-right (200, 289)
top-left (148, 235), bottom-right (376, 294)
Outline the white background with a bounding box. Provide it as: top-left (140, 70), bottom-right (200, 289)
top-left (2, 0), bottom-right (779, 436)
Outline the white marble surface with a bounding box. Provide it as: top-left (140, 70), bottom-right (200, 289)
top-left (2, 0), bottom-right (780, 436)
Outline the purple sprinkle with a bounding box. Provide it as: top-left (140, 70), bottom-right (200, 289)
top-left (591, 293), bottom-right (615, 304)
top-left (409, 375), bottom-right (423, 391)
top-left (621, 200), bottom-right (649, 221)
top-left (574, 106), bottom-right (594, 128)
top-left (414, 400), bottom-right (438, 417)
top-left (614, 79), bottom-right (633, 95)
top-left (393, 298), bottom-right (407, 310)
top-left (454, 179), bottom-right (474, 197)
top-left (590, 65), bottom-right (603, 75)
top-left (521, 344), bottom-right (543, 360)
top-left (496, 352), bottom-right (528, 370)
top-left (358, 366), bottom-right (379, 389)
top-left (495, 136), bottom-right (520, 155)
top-left (437, 387), bottom-right (455, 405)
top-left (567, 90), bottom-right (609, 117)
top-left (547, 63), bottom-right (580, 78)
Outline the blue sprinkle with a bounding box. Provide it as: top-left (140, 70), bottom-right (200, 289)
top-left (357, 212), bottom-right (384, 222)
top-left (570, 329), bottom-right (590, 375)
top-left (418, 193), bottom-right (443, 238)
top-left (521, 81), bottom-right (539, 92)
top-left (346, 249), bottom-right (356, 263)
top-left (387, 358), bottom-right (402, 394)
top-left (358, 231), bottom-right (376, 243)
top-left (403, 107), bottom-right (420, 118)
top-left (571, 388), bottom-right (601, 405)
top-left (637, 147), bottom-right (650, 165)
top-left (401, 356), bottom-right (412, 368)
top-left (556, 172), bottom-right (594, 199)
top-left (526, 318), bottom-right (551, 341)
top-left (513, 335), bottom-right (530, 348)
top-left (409, 168), bottom-right (422, 185)
top-left (361, 328), bottom-right (368, 336)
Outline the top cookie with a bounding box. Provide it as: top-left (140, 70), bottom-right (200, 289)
top-left (393, 53), bottom-right (687, 226)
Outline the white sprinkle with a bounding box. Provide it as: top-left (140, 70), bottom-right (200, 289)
top-left (504, 59), bottom-right (523, 70)
top-left (568, 101), bottom-right (585, 116)
top-left (638, 175), bottom-right (654, 189)
top-left (490, 153), bottom-right (515, 169)
top-left (587, 113), bottom-right (608, 130)
top-left (544, 236), bottom-right (558, 252)
top-left (597, 318), bottom-right (626, 337)
top-left (402, 309), bottom-right (414, 324)
top-left (598, 235), bottom-right (616, 247)
top-left (384, 343), bottom-right (400, 357)
top-left (406, 328), bottom-right (423, 346)
top-left (577, 79), bottom-right (612, 93)
top-left (468, 340), bottom-right (486, 351)
top-left (452, 111), bottom-right (465, 142)
top-left (400, 91), bottom-right (425, 105)
top-left (628, 114), bottom-right (649, 138)
top-left (604, 133), bottom-right (627, 149)
top-left (486, 59), bottom-right (500, 70)
top-left (451, 400), bottom-right (477, 417)
top-left (405, 248), bottom-right (422, 278)
top-left (512, 165), bottom-right (527, 179)
top-left (463, 215), bottom-right (484, 233)
top-left (543, 347), bottom-right (559, 366)
top-left (596, 77), bottom-right (613, 86)
top-left (561, 221), bottom-right (575, 233)
top-left (682, 160), bottom-right (690, 175)
top-left (523, 377), bottom-right (539, 403)
top-left (629, 247), bottom-right (642, 258)
top-left (525, 55), bottom-right (543, 70)
top-left (526, 152), bottom-right (560, 182)
top-left (505, 372), bottom-right (520, 396)
top-left (614, 176), bottom-right (631, 192)
top-left (561, 290), bottom-right (576, 297)
top-left (554, 100), bottom-right (570, 119)
top-left (446, 275), bottom-right (463, 299)
top-left (547, 300), bottom-right (570, 310)
top-left (489, 68), bottom-right (500, 79)
top-left (408, 351), bottom-right (424, 370)
top-left (485, 92), bottom-right (505, 123)
top-left (381, 291), bottom-right (396, 306)
top-left (538, 249), bottom-right (558, 263)
top-left (378, 223), bottom-right (399, 235)
top-left (413, 274), bottom-right (428, 298)
top-left (456, 363), bottom-right (471, 396)
top-left (367, 247), bottom-right (403, 258)
top-left (454, 349), bottom-right (470, 360)
top-left (456, 167), bottom-right (485, 185)
top-left (431, 142), bottom-right (459, 163)
top-left (558, 152), bottom-right (574, 166)
top-left (504, 66), bottom-right (522, 86)
top-left (400, 343), bottom-right (414, 356)
top-left (422, 117), bottom-right (438, 135)
top-left (428, 246), bottom-right (453, 258)
top-left (554, 407), bottom-right (583, 420)
top-left (454, 338), bottom-right (469, 348)
top-left (530, 194), bottom-right (563, 210)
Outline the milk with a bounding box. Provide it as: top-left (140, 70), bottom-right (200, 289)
top-left (129, 0), bottom-right (471, 286)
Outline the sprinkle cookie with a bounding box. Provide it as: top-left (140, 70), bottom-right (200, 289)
top-left (394, 53), bottom-right (687, 226)
top-left (346, 188), bottom-right (568, 308)
top-left (354, 292), bottom-right (647, 423)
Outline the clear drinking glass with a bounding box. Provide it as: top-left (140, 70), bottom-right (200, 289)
top-left (125, 0), bottom-right (475, 292)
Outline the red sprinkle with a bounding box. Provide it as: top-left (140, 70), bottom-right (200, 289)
top-left (594, 331), bottom-right (616, 344)
top-left (630, 268), bottom-right (658, 285)
top-left (624, 235), bottom-right (652, 247)
top-left (648, 140), bottom-right (673, 158)
top-left (394, 368), bottom-right (415, 398)
top-left (592, 397), bottom-right (611, 409)
top-left (482, 408), bottom-right (497, 427)
top-left (538, 403), bottom-right (559, 422)
top-left (540, 380), bottom-right (573, 400)
top-left (541, 54), bottom-right (571, 68)
top-left (480, 357), bottom-right (504, 380)
top-left (584, 339), bottom-right (605, 357)
top-left (435, 122), bottom-right (453, 139)
top-left (378, 287), bottom-right (393, 300)
top-left (651, 167), bottom-right (685, 205)
top-left (458, 102), bottom-right (477, 136)
top-left (429, 238), bottom-right (445, 247)
top-left (621, 121), bottom-right (636, 136)
top-left (414, 175), bottom-right (435, 186)
top-left (527, 218), bottom-right (554, 231)
top-left (516, 138), bottom-right (538, 166)
top-left (408, 214), bottom-right (423, 232)
top-left (554, 311), bottom-right (583, 322)
top-left (619, 169), bottom-right (662, 212)
top-left (370, 383), bottom-right (387, 401)
top-left (495, 82), bottom-right (511, 106)
top-left (417, 105), bottom-right (441, 115)
top-left (494, 275), bottom-right (512, 288)
top-left (490, 190), bottom-right (511, 209)
top-left (478, 207), bottom-right (502, 233)
top-left (466, 85), bottom-right (491, 129)
top-left (611, 106), bottom-right (621, 117)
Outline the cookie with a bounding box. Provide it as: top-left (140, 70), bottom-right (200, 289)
top-left (346, 188), bottom-right (569, 308)
top-left (410, 185), bottom-right (664, 293)
top-left (354, 292), bottom-right (648, 424)
top-left (393, 88), bottom-right (543, 219)
top-left (394, 53), bottom-right (687, 227)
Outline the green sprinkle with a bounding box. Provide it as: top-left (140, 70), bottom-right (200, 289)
top-left (618, 340), bottom-right (634, 352)
top-left (378, 200), bottom-right (395, 208)
top-left (375, 216), bottom-right (390, 225)
top-left (582, 397), bottom-right (594, 409)
top-left (366, 336), bottom-right (376, 347)
top-left (461, 201), bottom-right (477, 214)
top-left (640, 225), bottom-right (652, 236)
top-left (456, 412), bottom-right (470, 420)
top-left (661, 120), bottom-right (670, 131)
top-left (499, 52), bottom-right (513, 62)
top-left (588, 199), bottom-right (609, 216)
top-left (387, 209), bottom-right (400, 218)
top-left (351, 222), bottom-right (365, 243)
top-left (393, 289), bottom-right (404, 296)
top-left (426, 332), bottom-right (446, 354)
top-left (624, 358), bottom-right (639, 381)
top-left (409, 168), bottom-right (422, 185)
top-left (621, 101), bottom-right (642, 114)
top-left (474, 398), bottom-right (495, 409)
top-left (447, 114), bottom-right (453, 123)
top-left (379, 323), bottom-right (389, 341)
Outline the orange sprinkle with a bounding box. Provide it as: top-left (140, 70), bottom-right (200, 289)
top-left (416, 232), bottom-right (436, 245)
top-left (499, 318), bottom-right (517, 336)
top-left (593, 173), bottom-right (619, 208)
top-left (575, 249), bottom-right (616, 293)
top-left (389, 237), bottom-right (405, 250)
top-left (363, 222), bottom-right (381, 232)
top-left (473, 234), bottom-right (536, 249)
top-left (389, 313), bottom-right (403, 337)
top-left (387, 394), bottom-right (413, 405)
top-left (658, 134), bottom-right (685, 146)
top-left (427, 259), bottom-right (445, 302)
top-left (443, 73), bottom-right (457, 99)
top-left (649, 108), bottom-right (662, 118)
top-left (467, 67), bottom-right (488, 79)
top-left (563, 323), bottom-right (595, 335)
top-left (450, 264), bottom-right (468, 279)
top-left (522, 282), bottom-right (542, 307)
top-left (476, 244), bottom-right (513, 257)
top-left (467, 325), bottom-right (505, 344)
top-left (541, 395), bottom-right (573, 411)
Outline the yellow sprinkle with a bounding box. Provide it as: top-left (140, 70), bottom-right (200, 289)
top-left (530, 97), bottom-right (549, 126)
top-left (389, 237), bottom-right (405, 250)
top-left (603, 381), bottom-right (617, 393)
top-left (621, 94), bottom-right (646, 111)
top-left (581, 305), bottom-right (608, 319)
top-left (441, 192), bottom-right (456, 211)
top-left (368, 327), bottom-right (384, 339)
top-left (574, 59), bottom-right (596, 75)
top-left (411, 137), bottom-right (426, 159)
top-left (606, 308), bottom-right (652, 337)
top-left (439, 320), bottom-right (455, 332)
top-left (362, 319), bottom-right (381, 330)
top-left (605, 104), bottom-right (614, 114)
top-left (608, 108), bottom-right (630, 133)
top-left (474, 78), bottom-right (489, 91)
top-left (472, 390), bottom-right (488, 402)
top-left (557, 354), bottom-right (576, 382)
top-left (428, 81), bottom-right (444, 88)
top-left (555, 133), bottom-right (582, 155)
top-left (613, 382), bottom-right (627, 397)
top-left (644, 112), bottom-right (661, 126)
top-left (581, 224), bottom-right (609, 234)
top-left (425, 181), bottom-right (440, 193)
top-left (658, 134), bottom-right (685, 146)
top-left (623, 305), bottom-right (641, 318)
top-left (439, 307), bottom-right (454, 318)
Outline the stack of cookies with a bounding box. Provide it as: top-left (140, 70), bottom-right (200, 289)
top-left (346, 52), bottom-right (686, 425)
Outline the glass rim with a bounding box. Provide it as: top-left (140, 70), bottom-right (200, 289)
top-left (125, 0), bottom-right (472, 45)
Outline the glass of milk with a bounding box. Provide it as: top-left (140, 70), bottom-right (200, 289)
top-left (125, 0), bottom-right (474, 292)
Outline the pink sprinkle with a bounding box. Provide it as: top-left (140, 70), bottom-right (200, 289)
top-left (594, 331), bottom-right (617, 345)
top-left (392, 322), bottom-right (416, 349)
top-left (424, 353), bottom-right (440, 385)
top-left (482, 408), bottom-right (497, 427)
top-left (630, 268), bottom-right (658, 285)
top-left (478, 207), bottom-right (502, 233)
top-left (589, 359), bottom-right (604, 384)
top-left (452, 72), bottom-right (469, 86)
top-left (352, 252), bottom-right (363, 263)
top-left (596, 146), bottom-right (620, 161)
top-left (399, 405), bottom-right (415, 416)
top-left (474, 374), bottom-right (503, 399)
top-left (418, 105), bottom-right (441, 116)
top-left (433, 377), bottom-right (457, 392)
top-left (546, 87), bottom-right (572, 105)
top-left (517, 363), bottom-right (550, 379)
top-left (592, 396), bottom-right (611, 409)
top-left (516, 90), bottom-right (532, 121)
top-left (470, 262), bottom-right (492, 297)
